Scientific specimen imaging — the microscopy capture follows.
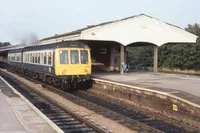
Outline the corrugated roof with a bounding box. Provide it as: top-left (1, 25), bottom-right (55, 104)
top-left (41, 14), bottom-right (182, 41)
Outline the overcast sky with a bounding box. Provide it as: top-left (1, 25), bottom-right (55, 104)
top-left (0, 0), bottom-right (200, 44)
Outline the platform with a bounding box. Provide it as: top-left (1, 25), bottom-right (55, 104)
top-left (0, 77), bottom-right (57, 133)
top-left (92, 72), bottom-right (200, 105)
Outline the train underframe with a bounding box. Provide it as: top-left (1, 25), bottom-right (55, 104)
top-left (10, 66), bottom-right (92, 90)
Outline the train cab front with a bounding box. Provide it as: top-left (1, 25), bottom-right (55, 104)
top-left (54, 47), bottom-right (92, 87)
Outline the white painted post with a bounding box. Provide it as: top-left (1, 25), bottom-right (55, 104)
top-left (120, 45), bottom-right (125, 75)
top-left (153, 46), bottom-right (158, 73)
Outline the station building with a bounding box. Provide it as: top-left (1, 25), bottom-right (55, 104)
top-left (40, 14), bottom-right (197, 75)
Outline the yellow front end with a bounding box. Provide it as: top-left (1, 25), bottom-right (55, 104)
top-left (54, 48), bottom-right (91, 76)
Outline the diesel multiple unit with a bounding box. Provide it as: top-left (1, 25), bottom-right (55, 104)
top-left (8, 41), bottom-right (91, 89)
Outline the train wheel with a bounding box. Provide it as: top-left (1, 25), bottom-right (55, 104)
top-left (82, 79), bottom-right (93, 89)
top-left (60, 79), bottom-right (70, 90)
top-left (46, 76), bottom-right (53, 85)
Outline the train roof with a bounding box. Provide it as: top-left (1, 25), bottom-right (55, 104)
top-left (23, 41), bottom-right (89, 52)
top-left (8, 48), bottom-right (23, 54)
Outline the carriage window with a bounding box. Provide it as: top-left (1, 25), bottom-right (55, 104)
top-left (35, 53), bottom-right (37, 63)
top-left (40, 53), bottom-right (43, 64)
top-left (48, 52), bottom-right (52, 65)
top-left (28, 54), bottom-right (30, 63)
top-left (25, 54), bottom-right (27, 62)
top-left (70, 50), bottom-right (79, 64)
top-left (12, 55), bottom-right (14, 61)
top-left (44, 52), bottom-right (47, 64)
top-left (80, 50), bottom-right (88, 64)
top-left (30, 54), bottom-right (32, 63)
top-left (32, 54), bottom-right (35, 63)
top-left (38, 53), bottom-right (40, 64)
top-left (12, 55), bottom-right (15, 61)
top-left (60, 50), bottom-right (68, 64)
top-left (17, 56), bottom-right (19, 61)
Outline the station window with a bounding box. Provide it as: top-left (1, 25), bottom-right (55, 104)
top-left (70, 50), bottom-right (79, 64)
top-left (80, 50), bottom-right (88, 64)
top-left (60, 50), bottom-right (68, 64)
top-left (44, 52), bottom-right (47, 64)
top-left (48, 52), bottom-right (52, 65)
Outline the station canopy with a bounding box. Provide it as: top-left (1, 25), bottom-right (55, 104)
top-left (41, 14), bottom-right (198, 46)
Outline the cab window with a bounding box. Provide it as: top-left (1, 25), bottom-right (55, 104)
top-left (60, 50), bottom-right (68, 64)
top-left (70, 50), bottom-right (79, 64)
top-left (80, 50), bottom-right (88, 64)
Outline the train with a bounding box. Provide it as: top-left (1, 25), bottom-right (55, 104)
top-left (8, 41), bottom-right (92, 90)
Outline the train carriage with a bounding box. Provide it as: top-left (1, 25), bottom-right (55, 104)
top-left (8, 48), bottom-right (23, 71)
top-left (8, 41), bottom-right (92, 89)
top-left (22, 43), bottom-right (56, 75)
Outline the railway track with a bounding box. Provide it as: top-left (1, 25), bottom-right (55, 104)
top-left (1, 69), bottom-right (200, 133)
top-left (0, 70), bottom-right (108, 133)
top-left (74, 90), bottom-right (200, 133)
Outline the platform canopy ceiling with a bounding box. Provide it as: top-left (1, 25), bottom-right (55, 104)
top-left (41, 14), bottom-right (198, 46)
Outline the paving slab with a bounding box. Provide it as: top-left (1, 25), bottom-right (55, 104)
top-left (0, 77), bottom-right (58, 133)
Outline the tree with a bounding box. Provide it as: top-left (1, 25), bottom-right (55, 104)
top-left (185, 23), bottom-right (200, 37)
top-left (127, 23), bottom-right (200, 71)
top-left (0, 42), bottom-right (11, 47)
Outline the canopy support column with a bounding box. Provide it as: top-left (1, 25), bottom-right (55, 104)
top-left (153, 46), bottom-right (158, 73)
top-left (120, 45), bottom-right (125, 75)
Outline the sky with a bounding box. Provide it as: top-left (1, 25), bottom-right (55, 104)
top-left (0, 0), bottom-right (200, 44)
